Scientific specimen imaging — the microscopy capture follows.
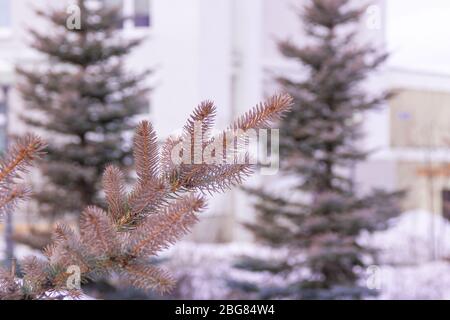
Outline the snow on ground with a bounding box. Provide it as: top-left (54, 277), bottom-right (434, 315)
top-left (365, 210), bottom-right (450, 299)
top-left (163, 242), bottom-right (294, 299)
top-left (377, 261), bottom-right (450, 299)
top-left (364, 209), bottom-right (450, 264)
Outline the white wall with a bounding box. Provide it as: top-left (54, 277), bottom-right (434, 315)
top-left (3, 0), bottom-right (429, 241)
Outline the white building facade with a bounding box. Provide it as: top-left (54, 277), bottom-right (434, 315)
top-left (0, 0), bottom-right (448, 241)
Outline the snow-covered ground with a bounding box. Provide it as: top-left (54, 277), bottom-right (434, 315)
top-left (368, 210), bottom-right (450, 299)
top-left (163, 210), bottom-right (450, 299)
top-left (163, 242), bottom-right (295, 299)
top-left (377, 262), bottom-right (450, 299)
top-left (365, 210), bottom-right (450, 264)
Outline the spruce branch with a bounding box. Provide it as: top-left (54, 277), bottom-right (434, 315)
top-left (183, 100), bottom-right (217, 146)
top-left (127, 194), bottom-right (205, 258)
top-left (0, 134), bottom-right (46, 217)
top-left (79, 206), bottom-right (118, 255)
top-left (123, 263), bottom-right (175, 294)
top-left (162, 93), bottom-right (293, 194)
top-left (134, 121), bottom-right (160, 182)
top-left (229, 94), bottom-right (293, 131)
top-left (0, 94), bottom-right (292, 299)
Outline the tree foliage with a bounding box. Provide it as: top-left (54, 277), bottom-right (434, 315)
top-left (0, 94), bottom-right (292, 300)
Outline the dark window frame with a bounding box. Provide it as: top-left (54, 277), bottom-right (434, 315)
top-left (443, 189), bottom-right (450, 221)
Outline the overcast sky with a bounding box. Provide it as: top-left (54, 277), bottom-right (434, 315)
top-left (387, 0), bottom-right (450, 75)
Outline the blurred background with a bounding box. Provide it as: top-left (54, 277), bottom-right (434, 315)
top-left (0, 0), bottom-right (449, 299)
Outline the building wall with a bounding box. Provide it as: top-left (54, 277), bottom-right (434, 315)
top-left (390, 89), bottom-right (450, 148)
top-left (387, 88), bottom-right (450, 214)
top-left (397, 161), bottom-right (450, 215)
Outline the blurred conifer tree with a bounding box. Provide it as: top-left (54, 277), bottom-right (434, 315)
top-left (235, 0), bottom-right (403, 299)
top-left (17, 0), bottom-right (150, 223)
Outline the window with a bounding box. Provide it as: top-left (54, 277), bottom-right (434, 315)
top-left (0, 0), bottom-right (11, 30)
top-left (443, 190), bottom-right (450, 221)
top-left (103, 0), bottom-right (151, 29)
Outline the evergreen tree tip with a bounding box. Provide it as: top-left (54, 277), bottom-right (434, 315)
top-left (0, 134), bottom-right (46, 217)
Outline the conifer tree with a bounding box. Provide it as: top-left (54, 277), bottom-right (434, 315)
top-left (0, 135), bottom-right (46, 220)
top-left (17, 0), bottom-right (149, 220)
top-left (235, 0), bottom-right (402, 299)
top-left (0, 94), bottom-right (292, 300)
